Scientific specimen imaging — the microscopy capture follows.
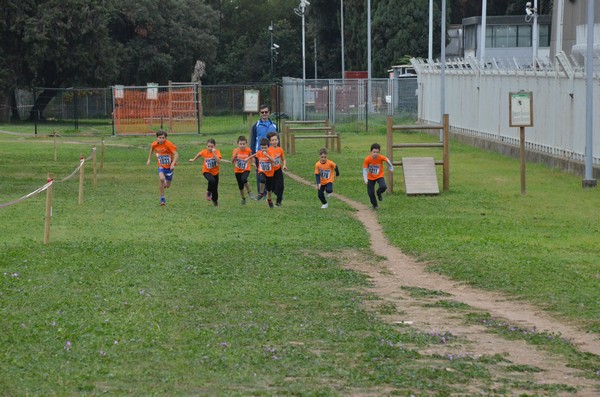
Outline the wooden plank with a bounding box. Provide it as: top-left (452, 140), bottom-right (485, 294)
top-left (392, 124), bottom-right (443, 130)
top-left (402, 157), bottom-right (439, 195)
top-left (294, 135), bottom-right (338, 139)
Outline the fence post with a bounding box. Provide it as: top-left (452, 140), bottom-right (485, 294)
top-left (92, 146), bottom-right (97, 189)
top-left (443, 114), bottom-right (450, 191)
top-left (44, 174), bottom-right (53, 244)
top-left (78, 154), bottom-right (84, 205)
top-left (386, 115), bottom-right (394, 193)
top-left (291, 134), bottom-right (296, 155)
top-left (100, 138), bottom-right (105, 171)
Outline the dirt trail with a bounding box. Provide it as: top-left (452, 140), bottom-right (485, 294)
top-left (286, 171), bottom-right (600, 395)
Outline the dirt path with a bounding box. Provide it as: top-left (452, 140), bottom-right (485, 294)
top-left (286, 171), bottom-right (600, 396)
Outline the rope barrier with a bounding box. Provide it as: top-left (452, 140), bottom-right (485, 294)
top-left (0, 180), bottom-right (53, 209)
top-left (0, 146), bottom-right (95, 208)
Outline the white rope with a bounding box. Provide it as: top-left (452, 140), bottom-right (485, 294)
top-left (0, 181), bottom-right (53, 209)
top-left (57, 158), bottom-right (85, 183)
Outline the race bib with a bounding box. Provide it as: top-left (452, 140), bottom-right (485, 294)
top-left (157, 155), bottom-right (171, 166)
top-left (368, 165), bottom-right (380, 175)
top-left (320, 169), bottom-right (331, 179)
top-left (236, 159), bottom-right (247, 169)
top-left (205, 158), bottom-right (217, 169)
top-left (273, 157), bottom-right (281, 167)
top-left (260, 161), bottom-right (271, 172)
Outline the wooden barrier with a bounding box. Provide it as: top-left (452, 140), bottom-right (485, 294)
top-left (282, 119), bottom-right (330, 153)
top-left (386, 114), bottom-right (449, 193)
top-left (290, 131), bottom-right (341, 155)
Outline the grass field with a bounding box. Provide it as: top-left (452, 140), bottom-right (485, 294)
top-left (1, 127), bottom-right (598, 395)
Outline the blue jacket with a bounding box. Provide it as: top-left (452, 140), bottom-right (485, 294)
top-left (250, 118), bottom-right (277, 153)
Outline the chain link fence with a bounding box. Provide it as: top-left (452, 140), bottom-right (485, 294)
top-left (8, 79), bottom-right (417, 135)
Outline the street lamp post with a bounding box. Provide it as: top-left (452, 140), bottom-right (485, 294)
top-left (294, 0), bottom-right (310, 120)
top-left (269, 21), bottom-right (274, 77)
top-left (294, 0), bottom-right (310, 82)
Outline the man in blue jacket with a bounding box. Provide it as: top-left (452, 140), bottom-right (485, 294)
top-left (250, 104), bottom-right (277, 196)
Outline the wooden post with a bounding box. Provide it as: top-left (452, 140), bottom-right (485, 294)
top-left (336, 133), bottom-right (341, 154)
top-left (44, 174), bottom-right (53, 244)
top-left (520, 126), bottom-right (526, 195)
top-left (291, 134), bottom-right (296, 155)
top-left (442, 114), bottom-right (450, 191)
top-left (92, 146), bottom-right (97, 190)
top-left (100, 137), bottom-right (105, 171)
top-left (78, 154), bottom-right (84, 205)
top-left (53, 130), bottom-right (58, 161)
top-left (386, 115), bottom-right (394, 193)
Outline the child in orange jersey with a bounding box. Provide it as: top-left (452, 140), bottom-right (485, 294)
top-left (189, 138), bottom-right (222, 207)
top-left (267, 131), bottom-right (287, 206)
top-left (314, 148), bottom-right (339, 209)
top-left (231, 135), bottom-right (255, 205)
top-left (255, 137), bottom-right (276, 208)
top-left (146, 130), bottom-right (179, 206)
top-left (362, 143), bottom-right (394, 209)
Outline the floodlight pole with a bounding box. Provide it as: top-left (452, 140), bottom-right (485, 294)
top-left (583, 0), bottom-right (596, 187)
top-left (341, 0), bottom-right (345, 78)
top-left (269, 21), bottom-right (274, 77)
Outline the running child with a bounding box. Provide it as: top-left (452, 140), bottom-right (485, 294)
top-left (267, 131), bottom-right (287, 207)
top-left (146, 130), bottom-right (179, 206)
top-left (314, 148), bottom-right (339, 209)
top-left (232, 135), bottom-right (255, 204)
top-left (189, 138), bottom-right (222, 207)
top-left (362, 143), bottom-right (394, 210)
top-left (255, 137), bottom-right (276, 208)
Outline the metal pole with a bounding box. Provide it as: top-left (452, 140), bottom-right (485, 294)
top-left (480, 0), bottom-right (487, 61)
top-left (367, 0), bottom-right (372, 112)
top-left (302, 3), bottom-right (306, 82)
top-left (270, 21), bottom-right (274, 77)
top-left (428, 0), bottom-right (433, 62)
top-left (341, 0), bottom-right (345, 78)
top-left (583, 0), bottom-right (596, 187)
top-left (440, 0), bottom-right (446, 141)
top-left (532, 0), bottom-right (539, 62)
top-left (314, 37), bottom-right (317, 81)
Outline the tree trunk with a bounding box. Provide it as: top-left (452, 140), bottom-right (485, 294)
top-left (29, 89), bottom-right (58, 121)
top-left (0, 92), bottom-right (10, 123)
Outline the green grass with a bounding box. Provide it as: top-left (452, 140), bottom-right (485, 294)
top-left (1, 127), bottom-right (599, 395)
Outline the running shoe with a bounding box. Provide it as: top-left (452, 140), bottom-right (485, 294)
top-left (241, 198), bottom-right (246, 205)
top-left (377, 192), bottom-right (383, 202)
top-left (248, 192), bottom-right (256, 200)
top-left (268, 199), bottom-right (274, 208)
top-left (206, 191), bottom-right (212, 201)
top-left (321, 203), bottom-right (328, 209)
top-left (160, 197), bottom-right (166, 206)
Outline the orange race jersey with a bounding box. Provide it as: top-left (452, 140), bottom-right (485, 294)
top-left (232, 147), bottom-right (252, 173)
top-left (197, 148), bottom-right (222, 176)
top-left (151, 140), bottom-right (177, 168)
top-left (255, 150), bottom-right (275, 177)
top-left (267, 146), bottom-right (285, 171)
top-left (315, 159), bottom-right (337, 185)
top-left (363, 154), bottom-right (390, 180)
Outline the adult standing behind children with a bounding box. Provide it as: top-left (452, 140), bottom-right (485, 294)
top-left (146, 130), bottom-right (179, 206)
top-left (189, 138), bottom-right (222, 207)
top-left (250, 104), bottom-right (277, 195)
top-left (362, 143), bottom-right (394, 210)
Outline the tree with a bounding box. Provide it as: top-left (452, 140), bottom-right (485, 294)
top-left (0, 0), bottom-right (121, 120)
top-left (112, 0), bottom-right (219, 85)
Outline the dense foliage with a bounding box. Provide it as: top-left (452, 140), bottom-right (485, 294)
top-left (0, 0), bottom-right (549, 120)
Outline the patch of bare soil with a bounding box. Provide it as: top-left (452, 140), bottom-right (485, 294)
top-left (286, 171), bottom-right (600, 396)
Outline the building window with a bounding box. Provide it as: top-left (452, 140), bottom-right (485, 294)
top-left (485, 24), bottom-right (548, 48)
